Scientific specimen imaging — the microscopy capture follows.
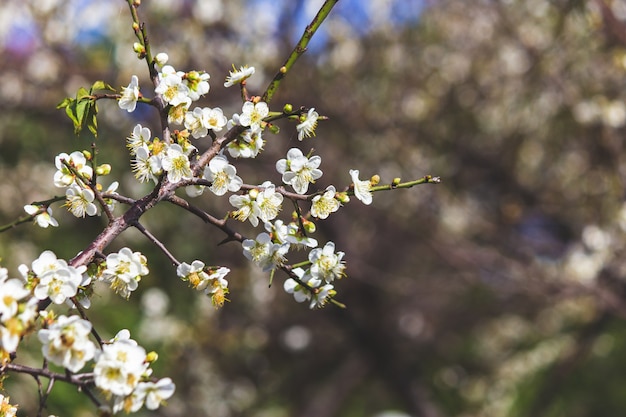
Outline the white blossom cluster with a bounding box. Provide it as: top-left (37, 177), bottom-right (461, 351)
top-left (0, 255), bottom-right (174, 414)
top-left (119, 60), bottom-right (374, 310)
top-left (7, 35), bottom-right (382, 413)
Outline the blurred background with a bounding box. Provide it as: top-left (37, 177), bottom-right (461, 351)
top-left (2, 0), bottom-right (626, 416)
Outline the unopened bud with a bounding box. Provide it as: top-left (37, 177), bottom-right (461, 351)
top-left (96, 164), bottom-right (111, 176)
top-left (280, 66), bottom-right (287, 74)
top-left (146, 351), bottom-right (158, 363)
top-left (132, 22), bottom-right (140, 32)
top-left (336, 192), bottom-right (350, 204)
top-left (392, 177), bottom-right (401, 186)
top-left (283, 103), bottom-right (293, 113)
top-left (155, 52), bottom-right (169, 66)
top-left (133, 42), bottom-right (146, 58)
top-left (303, 219), bottom-right (316, 234)
top-left (268, 123), bottom-right (280, 134)
top-left (370, 174), bottom-right (380, 185)
top-left (82, 150), bottom-right (92, 160)
top-left (249, 188), bottom-right (259, 200)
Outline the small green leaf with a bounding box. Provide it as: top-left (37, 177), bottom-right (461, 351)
top-left (56, 97), bottom-right (72, 109)
top-left (86, 102), bottom-right (99, 137)
top-left (91, 80), bottom-right (115, 93)
top-left (76, 87), bottom-right (90, 101)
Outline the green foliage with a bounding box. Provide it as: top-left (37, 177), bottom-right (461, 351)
top-left (56, 81), bottom-right (114, 137)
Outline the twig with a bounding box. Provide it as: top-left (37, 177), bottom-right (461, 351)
top-left (133, 221), bottom-right (181, 266)
top-left (262, 0), bottom-right (340, 104)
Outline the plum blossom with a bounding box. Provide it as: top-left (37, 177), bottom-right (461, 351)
top-left (161, 144), bottom-right (192, 183)
top-left (101, 248), bottom-right (149, 298)
top-left (296, 108), bottom-right (319, 140)
top-left (224, 65), bottom-right (255, 87)
top-left (311, 185), bottom-right (340, 219)
top-left (349, 169), bottom-right (373, 205)
top-left (93, 335), bottom-right (149, 397)
top-left (53, 151), bottom-right (93, 188)
top-left (242, 232), bottom-right (289, 272)
top-left (24, 205), bottom-right (59, 228)
top-left (30, 250), bottom-right (86, 304)
top-left (38, 315), bottom-right (96, 372)
top-left (204, 154), bottom-right (242, 196)
top-left (118, 75), bottom-right (140, 112)
top-left (65, 184), bottom-right (97, 217)
top-left (276, 148), bottom-right (322, 194)
top-left (239, 101), bottom-right (269, 131)
top-left (255, 181), bottom-right (283, 223)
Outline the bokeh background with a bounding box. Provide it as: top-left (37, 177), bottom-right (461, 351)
top-left (2, 0), bottom-right (626, 416)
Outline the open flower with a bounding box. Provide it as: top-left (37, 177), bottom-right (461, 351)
top-left (204, 154), bottom-right (242, 196)
top-left (242, 232), bottom-right (289, 272)
top-left (296, 108), bottom-right (319, 141)
top-left (31, 250), bottom-right (86, 304)
top-left (155, 65), bottom-right (190, 106)
top-left (229, 193), bottom-right (260, 226)
top-left (276, 148), bottom-right (322, 194)
top-left (256, 181), bottom-right (283, 223)
top-left (161, 144), bottom-right (192, 183)
top-left (349, 169), bottom-right (372, 205)
top-left (24, 205), bottom-right (59, 228)
top-left (38, 315), bottom-right (96, 372)
top-left (118, 75), bottom-right (140, 112)
top-left (184, 107), bottom-right (228, 138)
top-left (101, 248), bottom-right (149, 298)
top-left (53, 151), bottom-right (93, 188)
top-left (224, 65), bottom-right (255, 87)
top-left (311, 186), bottom-right (340, 219)
top-left (239, 101), bottom-right (269, 131)
top-left (65, 184), bottom-right (97, 217)
top-left (309, 241), bottom-right (346, 283)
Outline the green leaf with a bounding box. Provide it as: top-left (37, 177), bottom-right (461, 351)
top-left (86, 102), bottom-right (99, 137)
top-left (76, 87), bottom-right (90, 101)
top-left (90, 80), bottom-right (115, 93)
top-left (56, 97), bottom-right (72, 109)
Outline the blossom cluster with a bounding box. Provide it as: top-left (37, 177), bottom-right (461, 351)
top-left (0, 253), bottom-right (174, 413)
top-left (118, 59), bottom-right (377, 310)
top-left (5, 34), bottom-right (385, 414)
top-left (283, 242), bottom-right (346, 309)
top-left (176, 260), bottom-right (230, 307)
top-left (94, 330), bottom-right (174, 413)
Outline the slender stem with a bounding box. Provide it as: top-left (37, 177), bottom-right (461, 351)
top-left (133, 221), bottom-right (181, 266)
top-left (369, 175), bottom-right (441, 193)
top-left (262, 0), bottom-right (340, 103)
top-left (166, 195), bottom-right (246, 244)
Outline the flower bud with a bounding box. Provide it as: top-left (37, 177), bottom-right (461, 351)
top-left (336, 192), bottom-right (350, 204)
top-left (155, 52), bottom-right (169, 66)
top-left (82, 150), bottom-right (92, 160)
top-left (146, 351), bottom-right (158, 363)
top-left (132, 22), bottom-right (140, 32)
top-left (249, 188), bottom-right (259, 200)
top-left (133, 42), bottom-right (146, 58)
top-left (96, 164), bottom-right (111, 176)
top-left (303, 219), bottom-right (316, 234)
top-left (280, 66), bottom-right (287, 74)
top-left (370, 174), bottom-right (380, 185)
top-left (283, 103), bottom-right (293, 113)
top-left (392, 177), bottom-right (401, 186)
top-left (268, 123), bottom-right (280, 134)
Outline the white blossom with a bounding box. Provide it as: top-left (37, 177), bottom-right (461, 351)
top-left (118, 75), bottom-right (140, 112)
top-left (38, 315), bottom-right (96, 372)
top-left (276, 148), bottom-right (322, 194)
top-left (349, 169), bottom-right (373, 205)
